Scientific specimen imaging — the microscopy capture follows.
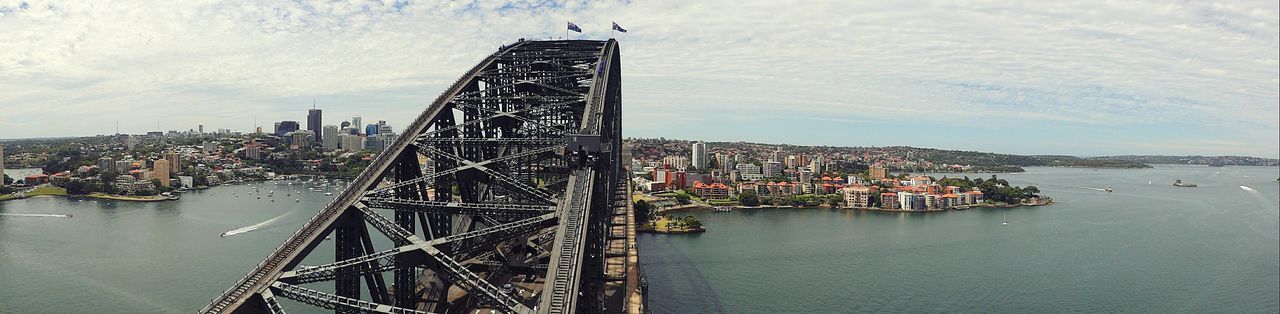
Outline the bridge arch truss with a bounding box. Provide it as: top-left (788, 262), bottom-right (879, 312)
top-left (201, 39), bottom-right (626, 314)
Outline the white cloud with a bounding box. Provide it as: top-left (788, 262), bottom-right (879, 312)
top-left (0, 0), bottom-right (1276, 156)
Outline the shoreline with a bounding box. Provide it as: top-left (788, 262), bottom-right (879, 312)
top-left (653, 200), bottom-right (1055, 213)
top-left (82, 193), bottom-right (174, 202)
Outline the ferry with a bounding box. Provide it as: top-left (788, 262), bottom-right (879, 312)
top-left (1173, 179), bottom-right (1197, 187)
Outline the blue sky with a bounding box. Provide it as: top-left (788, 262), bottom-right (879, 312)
top-left (0, 0), bottom-right (1276, 157)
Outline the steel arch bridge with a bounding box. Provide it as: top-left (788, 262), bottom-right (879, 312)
top-left (202, 39), bottom-right (630, 314)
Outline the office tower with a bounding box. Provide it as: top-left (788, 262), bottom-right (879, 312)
top-left (340, 134), bottom-right (364, 151)
top-left (275, 121), bottom-right (299, 136)
top-left (351, 116), bottom-right (362, 134)
top-left (307, 108), bottom-right (322, 142)
top-left (376, 120), bottom-right (393, 134)
top-left (323, 125), bottom-right (340, 150)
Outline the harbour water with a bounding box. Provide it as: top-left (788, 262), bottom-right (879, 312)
top-left (640, 165), bottom-right (1279, 313)
top-left (0, 166), bottom-right (1276, 312)
top-left (0, 178), bottom-right (345, 312)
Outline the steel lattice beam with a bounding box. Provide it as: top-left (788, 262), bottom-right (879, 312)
top-left (202, 39), bottom-right (623, 314)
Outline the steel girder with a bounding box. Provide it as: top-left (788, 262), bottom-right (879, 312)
top-left (201, 39), bottom-right (623, 314)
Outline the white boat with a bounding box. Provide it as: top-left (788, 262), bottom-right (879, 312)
top-left (324, 192), bottom-right (334, 196)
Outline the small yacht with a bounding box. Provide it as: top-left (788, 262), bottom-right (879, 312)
top-left (1104, 187), bottom-right (1113, 192)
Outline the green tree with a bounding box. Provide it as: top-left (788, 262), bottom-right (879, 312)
top-left (673, 193), bottom-right (691, 205)
top-left (634, 200), bottom-right (653, 223)
top-left (684, 216), bottom-right (703, 229)
top-left (62, 180), bottom-right (91, 195)
top-left (739, 190), bottom-right (760, 206)
top-left (1022, 185), bottom-right (1040, 197)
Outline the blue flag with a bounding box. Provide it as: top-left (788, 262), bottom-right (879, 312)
top-left (567, 22), bottom-right (582, 33)
top-left (612, 22), bottom-right (627, 33)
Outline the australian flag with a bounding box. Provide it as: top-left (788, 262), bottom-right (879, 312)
top-left (567, 22), bottom-right (582, 33)
top-left (612, 22), bottom-right (627, 33)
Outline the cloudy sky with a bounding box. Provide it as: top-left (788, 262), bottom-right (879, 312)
top-left (1, 0), bottom-right (1277, 157)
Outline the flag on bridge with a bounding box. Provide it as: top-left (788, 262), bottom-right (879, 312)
top-left (567, 22), bottom-right (582, 33)
top-left (612, 22), bottom-right (627, 33)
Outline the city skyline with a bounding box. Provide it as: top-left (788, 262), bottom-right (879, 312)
top-left (2, 1), bottom-right (1277, 157)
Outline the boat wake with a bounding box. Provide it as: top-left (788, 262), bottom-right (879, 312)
top-left (1077, 186), bottom-right (1108, 192)
top-left (0, 213), bottom-right (72, 218)
top-left (1240, 186), bottom-right (1257, 193)
top-left (221, 211), bottom-right (292, 237)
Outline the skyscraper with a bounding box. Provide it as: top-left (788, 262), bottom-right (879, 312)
top-left (351, 116), bottom-right (362, 134)
top-left (691, 141), bottom-right (708, 171)
top-left (322, 125), bottom-right (340, 150)
top-left (307, 108), bottom-right (322, 142)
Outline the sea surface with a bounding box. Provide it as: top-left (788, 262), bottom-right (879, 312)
top-left (0, 174), bottom-right (346, 313)
top-left (640, 165), bottom-right (1280, 313)
top-left (0, 166), bottom-right (1277, 313)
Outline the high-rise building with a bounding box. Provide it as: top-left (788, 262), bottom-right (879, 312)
top-left (375, 132), bottom-right (398, 152)
top-left (351, 116), bottom-right (362, 134)
top-left (322, 125), bottom-right (340, 150)
top-left (307, 108), bottom-right (323, 142)
top-left (375, 120), bottom-right (393, 135)
top-left (198, 125), bottom-right (204, 133)
top-left (275, 121), bottom-right (300, 136)
top-left (165, 152), bottom-right (180, 174)
top-left (762, 161), bottom-right (783, 178)
top-left (735, 163), bottom-right (762, 180)
top-left (289, 130), bottom-right (314, 149)
top-left (340, 134), bottom-right (365, 151)
top-left (691, 141), bottom-right (708, 170)
top-left (365, 124), bottom-right (378, 136)
top-left (98, 156), bottom-right (115, 175)
top-left (203, 141), bottom-right (217, 154)
top-left (153, 159), bottom-right (170, 187)
top-left (869, 167), bottom-right (888, 180)
top-left (244, 145), bottom-right (261, 159)
top-left (115, 160), bottom-right (134, 173)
